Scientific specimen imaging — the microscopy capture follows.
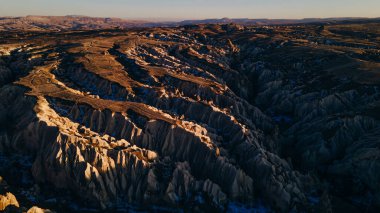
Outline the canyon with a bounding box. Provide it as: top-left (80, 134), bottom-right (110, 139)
top-left (0, 20), bottom-right (380, 212)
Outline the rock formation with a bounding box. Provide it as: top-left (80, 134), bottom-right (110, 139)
top-left (0, 21), bottom-right (379, 212)
top-left (0, 192), bottom-right (19, 211)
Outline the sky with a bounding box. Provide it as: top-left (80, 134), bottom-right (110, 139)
top-left (0, 0), bottom-right (379, 21)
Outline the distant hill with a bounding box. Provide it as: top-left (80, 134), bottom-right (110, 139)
top-left (0, 15), bottom-right (379, 31)
top-left (0, 15), bottom-right (155, 31)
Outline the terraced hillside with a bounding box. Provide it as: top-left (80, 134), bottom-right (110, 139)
top-left (1, 22), bottom-right (380, 212)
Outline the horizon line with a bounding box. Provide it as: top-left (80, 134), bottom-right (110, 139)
top-left (1, 14), bottom-right (379, 23)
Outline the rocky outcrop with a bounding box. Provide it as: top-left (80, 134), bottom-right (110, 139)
top-left (0, 175), bottom-right (53, 212)
top-left (27, 206), bottom-right (54, 213)
top-left (0, 192), bottom-right (19, 211)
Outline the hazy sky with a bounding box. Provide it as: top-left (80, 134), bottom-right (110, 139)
top-left (0, 0), bottom-right (379, 20)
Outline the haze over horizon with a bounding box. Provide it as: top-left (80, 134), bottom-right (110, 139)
top-left (1, 0), bottom-right (379, 21)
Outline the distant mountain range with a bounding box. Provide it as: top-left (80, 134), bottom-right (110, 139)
top-left (0, 15), bottom-right (379, 31)
top-left (177, 17), bottom-right (380, 25)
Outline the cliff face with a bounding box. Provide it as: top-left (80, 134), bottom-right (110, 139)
top-left (0, 22), bottom-right (380, 212)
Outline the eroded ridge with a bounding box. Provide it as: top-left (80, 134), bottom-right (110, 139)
top-left (1, 22), bottom-right (380, 212)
